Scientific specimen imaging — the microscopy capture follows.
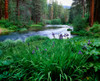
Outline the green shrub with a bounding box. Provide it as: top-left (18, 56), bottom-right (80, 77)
top-left (44, 20), bottom-right (51, 24)
top-left (90, 23), bottom-right (100, 33)
top-left (71, 30), bottom-right (92, 36)
top-left (73, 15), bottom-right (88, 31)
top-left (1, 40), bottom-right (15, 49)
top-left (8, 26), bottom-right (18, 30)
top-left (0, 19), bottom-right (8, 24)
top-left (19, 28), bottom-right (27, 32)
top-left (0, 50), bottom-right (2, 56)
top-left (4, 22), bottom-right (12, 28)
top-left (0, 19), bottom-right (14, 28)
top-left (67, 28), bottom-right (72, 31)
top-left (90, 23), bottom-right (100, 37)
top-left (38, 22), bottom-right (44, 26)
top-left (94, 33), bottom-right (100, 37)
top-left (25, 36), bottom-right (49, 43)
top-left (30, 24), bottom-right (42, 27)
top-left (15, 40), bottom-right (23, 45)
top-left (51, 19), bottom-right (61, 25)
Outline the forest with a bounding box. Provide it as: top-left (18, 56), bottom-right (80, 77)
top-left (0, 0), bottom-right (69, 33)
top-left (0, 0), bottom-right (100, 81)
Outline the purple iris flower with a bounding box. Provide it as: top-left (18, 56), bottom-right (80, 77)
top-left (44, 49), bottom-right (47, 51)
top-left (78, 51), bottom-right (82, 54)
top-left (36, 46), bottom-right (39, 50)
top-left (52, 32), bottom-right (55, 38)
top-left (66, 34), bottom-right (69, 36)
top-left (64, 34), bottom-right (67, 37)
top-left (82, 46), bottom-right (87, 49)
top-left (88, 42), bottom-right (90, 45)
top-left (88, 40), bottom-right (90, 42)
top-left (87, 40), bottom-right (91, 45)
top-left (32, 50), bottom-right (35, 54)
top-left (59, 34), bottom-right (63, 39)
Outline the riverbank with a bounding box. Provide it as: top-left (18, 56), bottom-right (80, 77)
top-left (0, 28), bottom-right (14, 35)
top-left (0, 36), bottom-right (100, 81)
top-left (0, 24), bottom-right (44, 35)
top-left (0, 25), bottom-right (73, 41)
top-left (0, 19), bottom-right (44, 35)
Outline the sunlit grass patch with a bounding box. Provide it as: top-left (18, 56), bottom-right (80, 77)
top-left (0, 27), bottom-right (14, 35)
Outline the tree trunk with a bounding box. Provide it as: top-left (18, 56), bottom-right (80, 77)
top-left (94, 0), bottom-right (100, 23)
top-left (82, 0), bottom-right (85, 18)
top-left (51, 5), bottom-right (53, 20)
top-left (0, 0), bottom-right (1, 19)
top-left (16, 0), bottom-right (20, 19)
top-left (36, 16), bottom-right (38, 24)
top-left (5, 0), bottom-right (8, 19)
top-left (90, 0), bottom-right (94, 26)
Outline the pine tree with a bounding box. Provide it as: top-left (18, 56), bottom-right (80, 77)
top-left (16, 0), bottom-right (20, 19)
top-left (82, 0), bottom-right (85, 18)
top-left (31, 0), bottom-right (42, 24)
top-left (94, 0), bottom-right (100, 23)
top-left (90, 0), bottom-right (94, 26)
top-left (0, 0), bottom-right (1, 19)
top-left (5, 0), bottom-right (8, 19)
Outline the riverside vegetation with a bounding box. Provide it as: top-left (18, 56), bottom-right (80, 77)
top-left (0, 19), bottom-right (44, 35)
top-left (0, 0), bottom-right (100, 81)
top-left (0, 36), bottom-right (100, 81)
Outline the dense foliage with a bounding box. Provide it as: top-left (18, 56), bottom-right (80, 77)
top-left (69, 0), bottom-right (100, 38)
top-left (0, 0), bottom-right (100, 80)
top-left (90, 23), bottom-right (100, 37)
top-left (0, 36), bottom-right (100, 81)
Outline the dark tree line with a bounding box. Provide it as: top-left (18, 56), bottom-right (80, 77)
top-left (69, 0), bottom-right (100, 26)
top-left (0, 0), bottom-right (69, 24)
top-left (0, 0), bottom-right (47, 24)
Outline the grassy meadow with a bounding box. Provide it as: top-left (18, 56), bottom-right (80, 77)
top-left (0, 36), bottom-right (100, 81)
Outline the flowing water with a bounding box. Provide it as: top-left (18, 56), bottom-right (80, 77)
top-left (0, 25), bottom-right (74, 41)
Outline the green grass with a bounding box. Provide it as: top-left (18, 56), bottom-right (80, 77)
top-left (0, 36), bottom-right (100, 81)
top-left (29, 24), bottom-right (43, 31)
top-left (0, 19), bottom-right (44, 34)
top-left (0, 27), bottom-right (14, 35)
top-left (0, 24), bottom-right (43, 34)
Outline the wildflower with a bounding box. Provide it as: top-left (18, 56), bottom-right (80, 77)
top-left (44, 49), bottom-right (47, 51)
top-left (59, 34), bottom-right (63, 39)
top-left (63, 34), bottom-right (69, 37)
top-left (88, 40), bottom-right (90, 42)
top-left (88, 40), bottom-right (91, 45)
top-left (36, 46), bottom-right (39, 50)
top-left (82, 46), bottom-right (87, 49)
top-left (88, 41), bottom-right (91, 45)
top-left (64, 34), bottom-right (67, 37)
top-left (78, 51), bottom-right (82, 54)
top-left (32, 50), bottom-right (35, 54)
top-left (66, 34), bottom-right (69, 36)
top-left (52, 32), bottom-right (55, 38)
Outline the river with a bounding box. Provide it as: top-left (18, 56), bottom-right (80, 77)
top-left (0, 25), bottom-right (74, 41)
